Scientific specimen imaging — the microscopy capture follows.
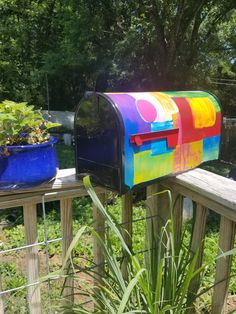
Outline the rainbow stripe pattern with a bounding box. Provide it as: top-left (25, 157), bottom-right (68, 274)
top-left (105, 91), bottom-right (221, 189)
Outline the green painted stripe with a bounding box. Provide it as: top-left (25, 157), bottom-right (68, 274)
top-left (162, 91), bottom-right (221, 112)
top-left (163, 91), bottom-right (211, 98)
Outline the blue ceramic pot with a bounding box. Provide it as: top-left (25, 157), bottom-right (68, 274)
top-left (0, 136), bottom-right (58, 190)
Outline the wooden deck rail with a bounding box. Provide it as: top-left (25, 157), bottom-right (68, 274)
top-left (0, 168), bottom-right (236, 313)
top-left (0, 169), bottom-right (105, 314)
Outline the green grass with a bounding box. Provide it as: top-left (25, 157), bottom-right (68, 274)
top-left (55, 143), bottom-right (75, 169)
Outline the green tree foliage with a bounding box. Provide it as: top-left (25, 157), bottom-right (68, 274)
top-left (0, 0), bottom-right (235, 112)
top-left (0, 0), bottom-right (63, 105)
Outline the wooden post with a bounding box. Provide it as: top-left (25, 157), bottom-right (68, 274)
top-left (61, 198), bottom-right (74, 304)
top-left (93, 193), bottom-right (106, 285)
top-left (212, 216), bottom-right (236, 314)
top-left (187, 204), bottom-right (207, 308)
top-left (146, 183), bottom-right (159, 247)
top-left (172, 192), bottom-right (183, 251)
top-left (121, 191), bottom-right (133, 281)
top-left (146, 183), bottom-right (171, 269)
top-left (23, 203), bottom-right (41, 314)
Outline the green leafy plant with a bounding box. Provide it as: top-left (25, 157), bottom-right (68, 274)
top-left (0, 100), bottom-right (60, 146)
top-left (57, 176), bottom-right (207, 314)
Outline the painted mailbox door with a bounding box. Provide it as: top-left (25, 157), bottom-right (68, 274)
top-left (105, 91), bottom-right (221, 189)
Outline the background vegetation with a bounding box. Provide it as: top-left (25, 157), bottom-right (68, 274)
top-left (1, 0), bottom-right (236, 114)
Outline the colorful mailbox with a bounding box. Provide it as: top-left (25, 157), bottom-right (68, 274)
top-left (75, 91), bottom-right (221, 194)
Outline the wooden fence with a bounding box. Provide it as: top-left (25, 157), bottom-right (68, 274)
top-left (0, 168), bottom-right (236, 313)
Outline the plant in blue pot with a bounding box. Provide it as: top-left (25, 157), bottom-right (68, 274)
top-left (0, 100), bottom-right (61, 190)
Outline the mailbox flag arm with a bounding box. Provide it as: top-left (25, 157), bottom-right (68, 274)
top-left (130, 128), bottom-right (179, 148)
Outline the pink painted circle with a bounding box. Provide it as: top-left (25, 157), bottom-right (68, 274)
top-left (136, 99), bottom-right (157, 122)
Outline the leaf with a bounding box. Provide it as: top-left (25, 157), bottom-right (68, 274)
top-left (61, 225), bottom-right (87, 271)
top-left (0, 113), bottom-right (16, 121)
top-left (117, 269), bottom-right (145, 314)
top-left (83, 175), bottom-right (131, 255)
top-left (44, 122), bottom-right (62, 129)
top-left (216, 247), bottom-right (236, 259)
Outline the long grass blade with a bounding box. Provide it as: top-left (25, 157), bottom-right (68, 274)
top-left (83, 176), bottom-right (131, 255)
top-left (117, 269), bottom-right (145, 314)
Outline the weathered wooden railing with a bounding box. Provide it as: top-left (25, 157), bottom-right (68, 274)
top-left (162, 169), bottom-right (236, 314)
top-left (0, 169), bottom-right (105, 314)
top-left (0, 168), bottom-right (235, 314)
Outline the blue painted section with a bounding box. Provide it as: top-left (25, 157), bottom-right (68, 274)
top-left (151, 139), bottom-right (172, 156)
top-left (203, 136), bottom-right (220, 161)
top-left (151, 121), bottom-right (174, 156)
top-left (133, 142), bottom-right (151, 153)
top-left (0, 137), bottom-right (58, 190)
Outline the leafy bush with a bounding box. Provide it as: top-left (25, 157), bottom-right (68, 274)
top-left (0, 100), bottom-right (60, 146)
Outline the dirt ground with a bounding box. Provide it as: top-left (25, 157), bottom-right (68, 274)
top-left (226, 295), bottom-right (236, 313)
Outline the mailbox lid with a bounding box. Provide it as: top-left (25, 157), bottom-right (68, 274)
top-left (105, 91), bottom-right (221, 190)
top-left (75, 93), bottom-right (124, 192)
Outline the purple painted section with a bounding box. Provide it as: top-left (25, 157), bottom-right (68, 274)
top-left (107, 94), bottom-right (150, 134)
